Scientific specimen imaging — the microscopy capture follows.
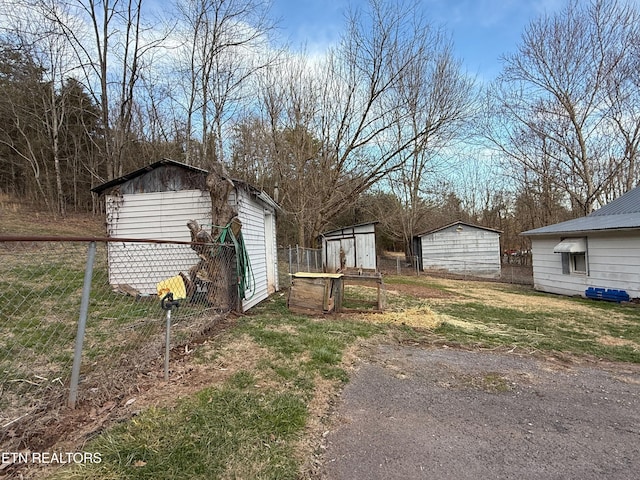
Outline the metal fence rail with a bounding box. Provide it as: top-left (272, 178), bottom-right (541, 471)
top-left (277, 246), bottom-right (323, 288)
top-left (376, 253), bottom-right (533, 285)
top-left (0, 237), bottom-right (235, 454)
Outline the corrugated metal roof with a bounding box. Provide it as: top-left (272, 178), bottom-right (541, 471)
top-left (416, 221), bottom-right (502, 237)
top-left (321, 221), bottom-right (379, 237)
top-left (523, 185), bottom-right (640, 236)
top-left (589, 186), bottom-right (640, 216)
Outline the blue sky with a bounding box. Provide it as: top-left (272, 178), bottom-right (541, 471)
top-left (270, 0), bottom-right (566, 80)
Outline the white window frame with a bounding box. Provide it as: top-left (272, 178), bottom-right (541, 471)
top-left (556, 237), bottom-right (588, 276)
top-left (570, 252), bottom-right (587, 274)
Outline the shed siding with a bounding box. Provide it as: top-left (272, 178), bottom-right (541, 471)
top-left (531, 231), bottom-right (640, 298)
top-left (105, 187), bottom-right (278, 309)
top-left (106, 190), bottom-right (211, 295)
top-left (420, 226), bottom-right (501, 277)
top-left (265, 212), bottom-right (278, 294)
top-left (323, 223), bottom-right (377, 271)
top-left (235, 188), bottom-right (271, 311)
top-left (355, 231), bottom-right (376, 270)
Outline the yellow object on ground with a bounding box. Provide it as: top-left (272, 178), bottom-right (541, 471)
top-left (156, 275), bottom-right (187, 300)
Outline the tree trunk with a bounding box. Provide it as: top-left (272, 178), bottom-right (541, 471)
top-left (186, 162), bottom-right (241, 311)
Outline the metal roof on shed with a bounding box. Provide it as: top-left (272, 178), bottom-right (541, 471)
top-left (321, 221), bottom-right (378, 237)
top-left (523, 185), bottom-right (640, 236)
top-left (416, 221), bottom-right (502, 237)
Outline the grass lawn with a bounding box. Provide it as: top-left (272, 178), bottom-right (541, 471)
top-left (47, 295), bottom-right (382, 479)
top-left (3, 206), bottom-right (637, 478)
top-left (44, 274), bottom-right (640, 479)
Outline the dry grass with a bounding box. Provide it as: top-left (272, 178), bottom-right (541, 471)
top-left (0, 201), bottom-right (104, 237)
top-left (357, 306), bottom-right (441, 329)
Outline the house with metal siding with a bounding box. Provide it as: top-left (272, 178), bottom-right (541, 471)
top-left (416, 221), bottom-right (502, 278)
top-left (522, 186), bottom-right (640, 299)
top-left (320, 222), bottom-right (378, 272)
top-left (92, 159), bottom-right (279, 311)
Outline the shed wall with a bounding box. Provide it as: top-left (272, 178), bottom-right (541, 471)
top-left (234, 188), bottom-right (277, 311)
top-left (420, 226), bottom-right (501, 277)
top-left (323, 223), bottom-right (377, 271)
top-left (111, 164), bottom-right (207, 194)
top-left (106, 190), bottom-right (211, 295)
top-left (531, 231), bottom-right (640, 298)
top-left (105, 188), bottom-right (278, 310)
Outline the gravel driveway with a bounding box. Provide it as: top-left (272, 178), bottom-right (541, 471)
top-left (317, 345), bottom-right (640, 479)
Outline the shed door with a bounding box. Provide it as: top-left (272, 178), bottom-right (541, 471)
top-left (265, 212), bottom-right (276, 293)
top-left (326, 238), bottom-right (356, 272)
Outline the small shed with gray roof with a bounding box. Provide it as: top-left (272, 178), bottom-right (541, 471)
top-left (522, 186), bottom-right (640, 300)
top-left (321, 222), bottom-right (378, 272)
top-left (415, 221), bottom-right (502, 278)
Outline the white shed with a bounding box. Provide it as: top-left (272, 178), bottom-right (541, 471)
top-left (522, 186), bottom-right (640, 300)
top-left (321, 222), bottom-right (378, 272)
top-left (416, 221), bottom-right (502, 278)
top-left (92, 159), bottom-right (279, 312)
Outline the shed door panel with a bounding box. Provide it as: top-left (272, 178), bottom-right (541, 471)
top-left (326, 238), bottom-right (356, 272)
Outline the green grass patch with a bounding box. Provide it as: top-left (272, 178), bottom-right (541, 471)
top-left (48, 295), bottom-right (381, 479)
top-left (383, 275), bottom-right (453, 293)
top-left (52, 383), bottom-right (307, 479)
top-left (432, 299), bottom-right (640, 363)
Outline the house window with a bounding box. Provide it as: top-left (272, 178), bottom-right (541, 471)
top-left (554, 238), bottom-right (588, 275)
top-left (571, 252), bottom-right (587, 273)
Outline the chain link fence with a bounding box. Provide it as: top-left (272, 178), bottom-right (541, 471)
top-left (377, 253), bottom-right (533, 285)
top-left (1, 237), bottom-right (237, 455)
top-left (277, 248), bottom-right (533, 286)
top-left (278, 246), bottom-right (323, 288)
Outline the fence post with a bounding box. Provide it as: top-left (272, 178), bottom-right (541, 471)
top-left (165, 308), bottom-right (172, 381)
top-left (68, 241), bottom-right (96, 409)
top-left (397, 257), bottom-right (401, 275)
top-left (288, 245), bottom-right (292, 274)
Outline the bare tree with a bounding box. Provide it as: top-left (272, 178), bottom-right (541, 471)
top-left (44, 0), bottom-right (165, 181)
top-left (385, 28), bottom-right (476, 256)
top-left (255, 53), bottom-right (326, 246)
top-left (256, 0), bottom-right (475, 247)
top-left (31, 0), bottom-right (84, 215)
top-left (172, 0), bottom-right (273, 167)
top-left (486, 0), bottom-right (640, 216)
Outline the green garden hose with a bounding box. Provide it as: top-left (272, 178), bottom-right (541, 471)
top-left (210, 222), bottom-right (255, 301)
